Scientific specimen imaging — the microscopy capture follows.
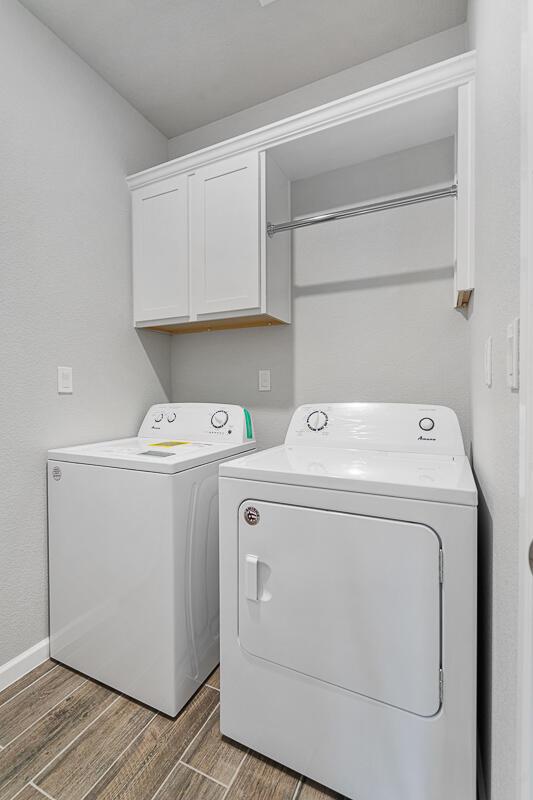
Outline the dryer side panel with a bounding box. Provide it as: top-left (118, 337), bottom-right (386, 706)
top-left (238, 500), bottom-right (441, 717)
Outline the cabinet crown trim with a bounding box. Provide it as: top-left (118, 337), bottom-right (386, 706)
top-left (127, 51), bottom-right (476, 191)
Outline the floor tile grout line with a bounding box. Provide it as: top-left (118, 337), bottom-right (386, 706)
top-left (150, 700), bottom-right (221, 800)
top-left (178, 760), bottom-right (229, 789)
top-left (204, 683), bottom-right (220, 692)
top-left (0, 666), bottom-right (59, 712)
top-left (77, 710), bottom-right (157, 800)
top-left (1, 679), bottom-right (89, 749)
top-left (220, 748), bottom-right (249, 799)
top-left (31, 692), bottom-right (122, 786)
top-left (179, 701), bottom-right (220, 764)
top-left (291, 776), bottom-right (303, 800)
top-left (30, 780), bottom-right (59, 800)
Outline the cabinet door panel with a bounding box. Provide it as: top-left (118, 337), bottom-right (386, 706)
top-left (191, 152), bottom-right (260, 315)
top-left (133, 175), bottom-right (189, 323)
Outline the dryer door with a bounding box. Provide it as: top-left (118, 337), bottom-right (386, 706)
top-left (238, 500), bottom-right (441, 717)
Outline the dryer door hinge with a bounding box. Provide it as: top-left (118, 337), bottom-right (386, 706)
top-left (439, 668), bottom-right (444, 703)
top-left (439, 549), bottom-right (444, 583)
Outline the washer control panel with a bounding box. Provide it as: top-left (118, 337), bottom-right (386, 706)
top-left (138, 404), bottom-right (255, 443)
top-left (285, 403), bottom-right (465, 456)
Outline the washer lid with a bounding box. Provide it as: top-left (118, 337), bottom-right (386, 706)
top-left (220, 445), bottom-right (477, 506)
top-left (48, 437), bottom-right (254, 474)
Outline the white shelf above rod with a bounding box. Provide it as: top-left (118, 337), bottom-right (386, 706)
top-left (266, 183), bottom-right (458, 237)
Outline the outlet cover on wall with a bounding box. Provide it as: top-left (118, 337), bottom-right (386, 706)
top-left (258, 369), bottom-right (271, 391)
top-left (57, 366), bottom-right (73, 394)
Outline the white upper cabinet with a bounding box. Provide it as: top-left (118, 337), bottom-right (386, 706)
top-left (132, 174), bottom-right (189, 324)
top-left (127, 52), bottom-right (476, 333)
top-left (190, 152), bottom-right (260, 316)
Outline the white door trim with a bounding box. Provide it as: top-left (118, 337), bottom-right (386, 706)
top-left (518, 1), bottom-right (533, 797)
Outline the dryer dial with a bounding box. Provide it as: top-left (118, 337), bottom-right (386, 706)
top-left (307, 410), bottom-right (328, 431)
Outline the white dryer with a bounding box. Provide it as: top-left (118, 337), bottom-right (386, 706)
top-left (48, 403), bottom-right (255, 716)
top-left (219, 403), bottom-right (477, 800)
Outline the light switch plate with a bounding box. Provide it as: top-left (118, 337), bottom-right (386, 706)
top-left (258, 369), bottom-right (271, 391)
top-left (58, 366), bottom-right (73, 394)
top-left (484, 336), bottom-right (492, 387)
top-left (506, 318), bottom-right (520, 390)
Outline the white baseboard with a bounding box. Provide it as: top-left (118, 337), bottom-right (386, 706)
top-left (0, 638), bottom-right (50, 693)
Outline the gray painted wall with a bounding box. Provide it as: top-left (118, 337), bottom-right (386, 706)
top-left (168, 25), bottom-right (468, 158)
top-left (171, 138), bottom-right (471, 455)
top-left (0, 0), bottom-right (170, 665)
top-left (468, 2), bottom-right (521, 799)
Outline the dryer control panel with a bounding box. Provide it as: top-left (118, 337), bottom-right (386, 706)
top-left (138, 404), bottom-right (255, 444)
top-left (285, 403), bottom-right (465, 456)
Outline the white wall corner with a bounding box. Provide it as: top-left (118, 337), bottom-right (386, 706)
top-left (0, 638), bottom-right (50, 693)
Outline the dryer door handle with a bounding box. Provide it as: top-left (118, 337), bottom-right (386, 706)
top-left (245, 554), bottom-right (259, 601)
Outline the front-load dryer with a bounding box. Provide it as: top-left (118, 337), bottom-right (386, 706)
top-left (218, 402), bottom-right (477, 800)
top-left (48, 403), bottom-right (255, 716)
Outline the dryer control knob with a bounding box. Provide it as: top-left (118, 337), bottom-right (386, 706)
top-left (307, 410), bottom-right (328, 431)
top-left (211, 410), bottom-right (229, 428)
top-left (419, 417), bottom-right (435, 432)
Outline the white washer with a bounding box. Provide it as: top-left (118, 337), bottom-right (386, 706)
top-left (219, 402), bottom-right (477, 800)
top-left (48, 403), bottom-right (255, 716)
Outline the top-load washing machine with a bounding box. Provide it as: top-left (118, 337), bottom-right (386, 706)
top-left (218, 402), bottom-right (477, 800)
top-left (48, 402), bottom-right (255, 716)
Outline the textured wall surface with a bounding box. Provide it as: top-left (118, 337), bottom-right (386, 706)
top-left (171, 139), bottom-right (471, 454)
top-left (467, 2), bottom-right (522, 798)
top-left (0, 0), bottom-right (170, 665)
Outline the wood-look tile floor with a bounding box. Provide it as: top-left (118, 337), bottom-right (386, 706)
top-left (0, 661), bottom-right (345, 800)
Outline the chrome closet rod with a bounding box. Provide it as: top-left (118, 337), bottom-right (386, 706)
top-left (266, 183), bottom-right (458, 237)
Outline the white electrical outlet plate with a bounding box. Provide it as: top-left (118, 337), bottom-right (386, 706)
top-left (506, 318), bottom-right (520, 390)
top-left (58, 366), bottom-right (73, 394)
top-left (258, 369), bottom-right (271, 391)
top-left (484, 336), bottom-right (493, 387)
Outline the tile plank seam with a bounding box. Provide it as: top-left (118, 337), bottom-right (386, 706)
top-left (205, 683), bottom-right (220, 692)
top-left (179, 702), bottom-right (220, 764)
top-left (178, 760), bottom-right (229, 788)
top-left (71, 709), bottom-right (157, 800)
top-left (150, 698), bottom-right (221, 800)
top-left (0, 667), bottom-right (59, 712)
top-left (1, 679), bottom-right (89, 750)
top-left (291, 778), bottom-right (303, 800)
top-left (30, 693), bottom-right (121, 787)
top-left (220, 748), bottom-right (250, 799)
top-left (29, 780), bottom-right (58, 800)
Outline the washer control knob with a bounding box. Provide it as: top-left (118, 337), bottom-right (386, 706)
top-left (211, 410), bottom-right (229, 428)
top-left (154, 412), bottom-right (164, 423)
top-left (419, 417), bottom-right (435, 432)
top-left (167, 412), bottom-right (176, 423)
top-left (307, 410), bottom-right (328, 432)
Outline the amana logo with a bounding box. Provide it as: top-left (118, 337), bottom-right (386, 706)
top-left (418, 435), bottom-right (436, 442)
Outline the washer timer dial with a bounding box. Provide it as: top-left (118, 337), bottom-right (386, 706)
top-left (419, 417), bottom-right (435, 432)
top-left (211, 410), bottom-right (229, 429)
top-left (307, 410), bottom-right (328, 432)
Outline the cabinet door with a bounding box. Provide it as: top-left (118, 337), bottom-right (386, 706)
top-left (191, 152), bottom-right (260, 316)
top-left (132, 175), bottom-right (189, 323)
